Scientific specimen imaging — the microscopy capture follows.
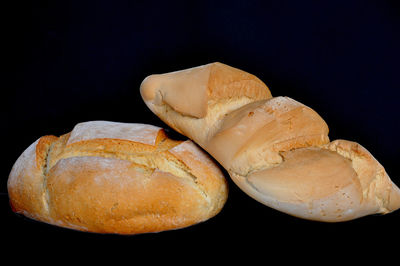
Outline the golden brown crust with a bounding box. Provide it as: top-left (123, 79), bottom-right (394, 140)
top-left (207, 62), bottom-right (271, 102)
top-left (169, 141), bottom-right (229, 217)
top-left (36, 135), bottom-right (59, 169)
top-left (7, 135), bottom-right (59, 221)
top-left (46, 158), bottom-right (210, 234)
top-left (7, 121), bottom-right (228, 234)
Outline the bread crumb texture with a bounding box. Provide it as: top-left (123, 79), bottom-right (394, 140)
top-left (7, 121), bottom-right (228, 234)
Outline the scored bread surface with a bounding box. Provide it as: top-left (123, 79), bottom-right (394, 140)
top-left (8, 121), bottom-right (228, 234)
top-left (140, 62), bottom-right (400, 222)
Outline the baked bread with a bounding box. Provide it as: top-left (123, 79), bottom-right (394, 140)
top-left (7, 121), bottom-right (228, 234)
top-left (140, 62), bottom-right (400, 222)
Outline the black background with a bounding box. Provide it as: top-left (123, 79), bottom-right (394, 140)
top-left (2, 0), bottom-right (400, 260)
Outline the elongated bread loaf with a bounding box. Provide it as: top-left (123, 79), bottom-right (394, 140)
top-left (140, 62), bottom-right (400, 222)
top-left (7, 121), bottom-right (228, 234)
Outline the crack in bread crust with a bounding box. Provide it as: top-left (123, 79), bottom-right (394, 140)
top-left (43, 134), bottom-right (210, 204)
top-left (154, 95), bottom-right (262, 147)
top-left (323, 140), bottom-right (393, 212)
top-left (42, 142), bottom-right (55, 215)
top-left (32, 135), bottom-right (60, 218)
top-left (140, 63), bottom-right (400, 222)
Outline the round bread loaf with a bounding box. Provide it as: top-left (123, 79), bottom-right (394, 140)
top-left (7, 121), bottom-right (228, 234)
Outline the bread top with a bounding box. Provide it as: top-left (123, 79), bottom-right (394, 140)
top-left (44, 121), bottom-right (223, 184)
top-left (205, 97), bottom-right (330, 175)
top-left (232, 139), bottom-right (400, 221)
top-left (8, 121), bottom-right (228, 231)
top-left (139, 63), bottom-right (331, 174)
top-left (66, 121), bottom-right (161, 146)
top-left (140, 62), bottom-right (272, 118)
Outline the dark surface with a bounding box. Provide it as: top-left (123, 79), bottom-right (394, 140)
top-left (2, 0), bottom-right (400, 258)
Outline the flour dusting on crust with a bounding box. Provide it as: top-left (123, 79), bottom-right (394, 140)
top-left (8, 138), bottom-right (40, 190)
top-left (265, 97), bottom-right (303, 112)
top-left (170, 140), bottom-right (222, 174)
top-left (49, 156), bottom-right (147, 191)
top-left (67, 121), bottom-right (161, 146)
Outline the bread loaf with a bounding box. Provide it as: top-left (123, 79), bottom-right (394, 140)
top-left (140, 62), bottom-right (400, 222)
top-left (7, 121), bottom-right (228, 234)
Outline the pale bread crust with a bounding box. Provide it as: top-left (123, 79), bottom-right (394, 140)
top-left (140, 62), bottom-right (271, 119)
top-left (140, 62), bottom-right (400, 222)
top-left (7, 121), bottom-right (228, 234)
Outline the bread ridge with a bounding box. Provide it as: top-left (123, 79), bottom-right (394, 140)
top-left (41, 132), bottom-right (212, 215)
top-left (46, 132), bottom-right (196, 183)
top-left (323, 139), bottom-right (400, 214)
top-left (140, 62), bottom-right (400, 222)
top-left (205, 96), bottom-right (330, 176)
top-left (8, 121), bottom-right (228, 234)
top-left (140, 62), bottom-right (272, 119)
